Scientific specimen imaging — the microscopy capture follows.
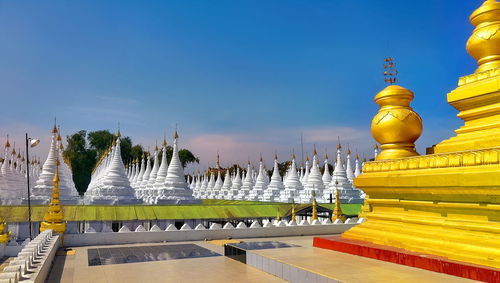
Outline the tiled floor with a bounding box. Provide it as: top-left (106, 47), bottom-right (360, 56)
top-left (47, 236), bottom-right (480, 283)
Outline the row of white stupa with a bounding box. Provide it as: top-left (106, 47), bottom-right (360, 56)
top-left (0, 126), bottom-right (80, 205)
top-left (0, 124), bottom-right (370, 205)
top-left (0, 140), bottom-right (41, 205)
top-left (84, 130), bottom-right (197, 205)
top-left (184, 146), bottom-right (364, 204)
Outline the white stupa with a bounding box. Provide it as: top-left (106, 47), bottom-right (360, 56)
top-left (325, 144), bottom-right (364, 204)
top-left (209, 154), bottom-right (223, 199)
top-left (280, 154), bottom-right (303, 203)
top-left (236, 163), bottom-right (254, 200)
top-left (354, 155), bottom-right (361, 177)
top-left (262, 154), bottom-right (284, 202)
top-left (301, 148), bottom-right (325, 203)
top-left (199, 174), bottom-right (208, 199)
top-left (322, 153), bottom-right (332, 185)
top-left (0, 138), bottom-right (23, 205)
top-left (29, 125), bottom-right (80, 204)
top-left (84, 134), bottom-right (142, 205)
top-left (345, 148), bottom-right (355, 184)
top-left (227, 168), bottom-right (242, 200)
top-left (302, 156), bottom-right (310, 187)
top-left (154, 131), bottom-right (198, 204)
top-left (204, 171), bottom-right (216, 199)
top-left (219, 169), bottom-right (232, 199)
top-left (248, 156), bottom-right (268, 201)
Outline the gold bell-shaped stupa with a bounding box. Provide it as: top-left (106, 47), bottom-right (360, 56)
top-left (343, 0), bottom-right (500, 269)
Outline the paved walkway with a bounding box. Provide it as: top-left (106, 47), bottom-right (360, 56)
top-left (47, 236), bottom-right (479, 283)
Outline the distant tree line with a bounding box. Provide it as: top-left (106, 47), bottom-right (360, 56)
top-left (63, 130), bottom-right (199, 194)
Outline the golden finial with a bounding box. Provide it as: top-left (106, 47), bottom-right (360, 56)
top-left (217, 152), bottom-right (220, 167)
top-left (355, 153), bottom-right (359, 160)
top-left (17, 150), bottom-right (21, 159)
top-left (174, 124), bottom-right (179, 140)
top-left (4, 135), bottom-right (10, 148)
top-left (155, 141), bottom-right (158, 151)
top-left (347, 146), bottom-right (351, 155)
top-left (313, 144), bottom-right (317, 156)
top-left (11, 143), bottom-right (16, 155)
top-left (337, 136), bottom-right (342, 150)
top-left (383, 57), bottom-right (398, 85)
top-left (51, 117), bottom-right (58, 134)
top-left (116, 122), bottom-right (121, 137)
top-left (305, 154), bottom-right (309, 162)
top-left (260, 153), bottom-right (263, 162)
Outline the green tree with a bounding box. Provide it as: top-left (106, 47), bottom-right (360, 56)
top-left (63, 131), bottom-right (97, 194)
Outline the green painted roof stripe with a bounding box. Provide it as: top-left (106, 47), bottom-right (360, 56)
top-left (0, 203), bottom-right (361, 222)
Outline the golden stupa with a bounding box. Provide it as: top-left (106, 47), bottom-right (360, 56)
top-left (343, 0), bottom-right (500, 269)
top-left (0, 220), bottom-right (10, 244)
top-left (40, 157), bottom-right (66, 235)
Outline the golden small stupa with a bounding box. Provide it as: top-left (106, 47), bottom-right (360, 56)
top-left (332, 183), bottom-right (346, 222)
top-left (343, 0), bottom-right (500, 269)
top-left (0, 220), bottom-right (10, 244)
top-left (40, 156), bottom-right (66, 234)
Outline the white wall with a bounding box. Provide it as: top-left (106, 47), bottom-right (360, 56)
top-left (64, 223), bottom-right (357, 247)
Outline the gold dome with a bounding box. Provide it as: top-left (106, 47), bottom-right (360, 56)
top-left (371, 85), bottom-right (422, 160)
top-left (466, 0), bottom-right (500, 73)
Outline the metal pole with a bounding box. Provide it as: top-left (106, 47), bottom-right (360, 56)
top-left (25, 133), bottom-right (33, 240)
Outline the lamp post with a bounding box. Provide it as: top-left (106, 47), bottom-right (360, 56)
top-left (25, 133), bottom-right (40, 240)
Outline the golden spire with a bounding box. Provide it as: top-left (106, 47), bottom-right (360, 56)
top-left (383, 57), bottom-right (398, 84)
top-left (260, 153), bottom-right (263, 162)
top-left (4, 135), bottom-right (10, 148)
top-left (51, 118), bottom-right (58, 134)
top-left (313, 144), bottom-right (317, 156)
top-left (116, 122), bottom-right (121, 138)
top-left (155, 141), bottom-right (158, 151)
top-left (57, 125), bottom-right (62, 141)
top-left (311, 191), bottom-right (318, 221)
top-left (305, 154), bottom-right (309, 162)
top-left (332, 182), bottom-right (346, 222)
top-left (466, 0), bottom-right (500, 73)
top-left (40, 156), bottom-right (66, 234)
top-left (174, 129), bottom-right (179, 140)
top-left (347, 146), bottom-right (351, 155)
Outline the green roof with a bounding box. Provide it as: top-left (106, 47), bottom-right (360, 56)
top-left (0, 201), bottom-right (361, 222)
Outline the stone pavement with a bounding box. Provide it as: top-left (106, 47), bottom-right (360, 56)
top-left (47, 235), bottom-right (479, 283)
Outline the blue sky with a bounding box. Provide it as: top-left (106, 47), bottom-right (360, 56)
top-left (0, 0), bottom-right (482, 169)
